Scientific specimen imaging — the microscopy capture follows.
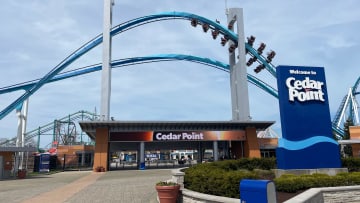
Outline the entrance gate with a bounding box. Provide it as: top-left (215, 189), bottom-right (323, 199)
top-left (108, 141), bottom-right (231, 170)
top-left (79, 121), bottom-right (273, 171)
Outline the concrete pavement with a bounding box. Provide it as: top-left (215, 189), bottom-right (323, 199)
top-left (0, 169), bottom-right (173, 203)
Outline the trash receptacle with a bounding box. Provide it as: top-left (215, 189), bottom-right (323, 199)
top-left (240, 179), bottom-right (277, 203)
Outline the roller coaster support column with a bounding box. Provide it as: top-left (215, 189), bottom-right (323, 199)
top-left (100, 0), bottom-right (114, 120)
top-left (139, 142), bottom-right (145, 170)
top-left (227, 8), bottom-right (251, 121)
top-left (15, 99), bottom-right (29, 170)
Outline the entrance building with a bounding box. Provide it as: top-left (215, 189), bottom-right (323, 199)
top-left (79, 121), bottom-right (274, 171)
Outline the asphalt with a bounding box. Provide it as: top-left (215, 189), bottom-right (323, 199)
top-left (0, 169), bottom-right (173, 203)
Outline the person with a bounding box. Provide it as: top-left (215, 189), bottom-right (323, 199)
top-left (187, 155), bottom-right (192, 164)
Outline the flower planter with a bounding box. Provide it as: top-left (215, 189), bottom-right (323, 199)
top-left (95, 166), bottom-right (105, 172)
top-left (155, 184), bottom-right (180, 203)
top-left (17, 170), bottom-right (27, 179)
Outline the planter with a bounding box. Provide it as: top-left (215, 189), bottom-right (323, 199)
top-left (17, 170), bottom-right (27, 179)
top-left (155, 184), bottom-right (180, 203)
top-left (95, 166), bottom-right (105, 172)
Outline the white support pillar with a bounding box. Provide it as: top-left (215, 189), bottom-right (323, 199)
top-left (15, 99), bottom-right (29, 170)
top-left (227, 8), bottom-right (251, 121)
top-left (16, 110), bottom-right (23, 148)
top-left (213, 141), bottom-right (218, 161)
top-left (139, 142), bottom-right (145, 170)
top-left (349, 88), bottom-right (359, 125)
top-left (15, 109), bottom-right (22, 172)
top-left (19, 99), bottom-right (28, 170)
top-left (100, 0), bottom-right (114, 120)
top-left (21, 99), bottom-right (29, 149)
top-left (81, 151), bottom-right (86, 166)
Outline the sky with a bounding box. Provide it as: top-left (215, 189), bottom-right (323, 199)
top-left (0, 0), bottom-right (359, 148)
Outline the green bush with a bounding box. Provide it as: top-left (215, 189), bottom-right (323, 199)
top-left (184, 158), bottom-right (276, 198)
top-left (274, 176), bottom-right (304, 193)
top-left (274, 172), bottom-right (360, 193)
top-left (183, 158), bottom-right (360, 197)
top-left (342, 157), bottom-right (360, 172)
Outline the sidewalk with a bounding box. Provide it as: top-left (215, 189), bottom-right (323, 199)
top-left (0, 169), bottom-right (172, 203)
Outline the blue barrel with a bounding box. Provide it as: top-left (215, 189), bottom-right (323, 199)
top-left (139, 162), bottom-right (146, 170)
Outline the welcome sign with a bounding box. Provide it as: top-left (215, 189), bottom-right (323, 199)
top-left (276, 65), bottom-right (341, 169)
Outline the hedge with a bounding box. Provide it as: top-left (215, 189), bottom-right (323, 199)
top-left (275, 172), bottom-right (360, 193)
top-left (183, 157), bottom-right (360, 198)
top-left (184, 158), bottom-right (276, 198)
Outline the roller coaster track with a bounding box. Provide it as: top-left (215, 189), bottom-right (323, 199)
top-left (1, 51), bottom-right (356, 144)
top-left (0, 54), bottom-right (277, 147)
top-left (333, 76), bottom-right (360, 138)
top-left (0, 110), bottom-right (98, 146)
top-left (0, 11), bottom-right (357, 144)
top-left (0, 11), bottom-right (276, 120)
top-left (0, 54), bottom-right (278, 98)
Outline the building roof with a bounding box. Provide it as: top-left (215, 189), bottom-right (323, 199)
top-left (338, 139), bottom-right (360, 144)
top-left (79, 120), bottom-right (275, 140)
top-left (0, 146), bottom-right (37, 152)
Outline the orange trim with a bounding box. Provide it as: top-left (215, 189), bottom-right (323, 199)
top-left (93, 127), bottom-right (109, 172)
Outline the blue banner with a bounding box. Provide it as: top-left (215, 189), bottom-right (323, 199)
top-left (276, 65), bottom-right (341, 169)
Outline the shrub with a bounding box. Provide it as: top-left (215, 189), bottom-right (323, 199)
top-left (342, 157), bottom-right (360, 172)
top-left (184, 158), bottom-right (275, 198)
top-left (274, 172), bottom-right (360, 193)
top-left (156, 181), bottom-right (179, 186)
top-left (183, 158), bottom-right (360, 197)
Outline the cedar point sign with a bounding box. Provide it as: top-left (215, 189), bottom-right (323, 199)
top-left (276, 65), bottom-right (341, 169)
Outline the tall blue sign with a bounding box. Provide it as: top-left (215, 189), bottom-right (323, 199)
top-left (276, 65), bottom-right (341, 169)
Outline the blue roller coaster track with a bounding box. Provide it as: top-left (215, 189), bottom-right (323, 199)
top-left (0, 11), bottom-right (276, 120)
top-left (0, 54), bottom-right (275, 147)
top-left (333, 76), bottom-right (360, 138)
top-left (0, 54), bottom-right (278, 98)
top-left (0, 11), bottom-right (357, 145)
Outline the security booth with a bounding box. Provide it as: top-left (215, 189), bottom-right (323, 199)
top-left (0, 146), bottom-right (37, 179)
top-left (79, 121), bottom-right (274, 172)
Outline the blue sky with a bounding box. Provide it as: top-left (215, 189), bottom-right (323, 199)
top-left (0, 0), bottom-right (359, 147)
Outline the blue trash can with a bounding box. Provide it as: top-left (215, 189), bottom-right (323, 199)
top-left (139, 162), bottom-right (146, 170)
top-left (240, 179), bottom-right (277, 203)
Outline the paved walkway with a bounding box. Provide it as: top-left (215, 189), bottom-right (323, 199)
top-left (0, 169), bottom-right (172, 203)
